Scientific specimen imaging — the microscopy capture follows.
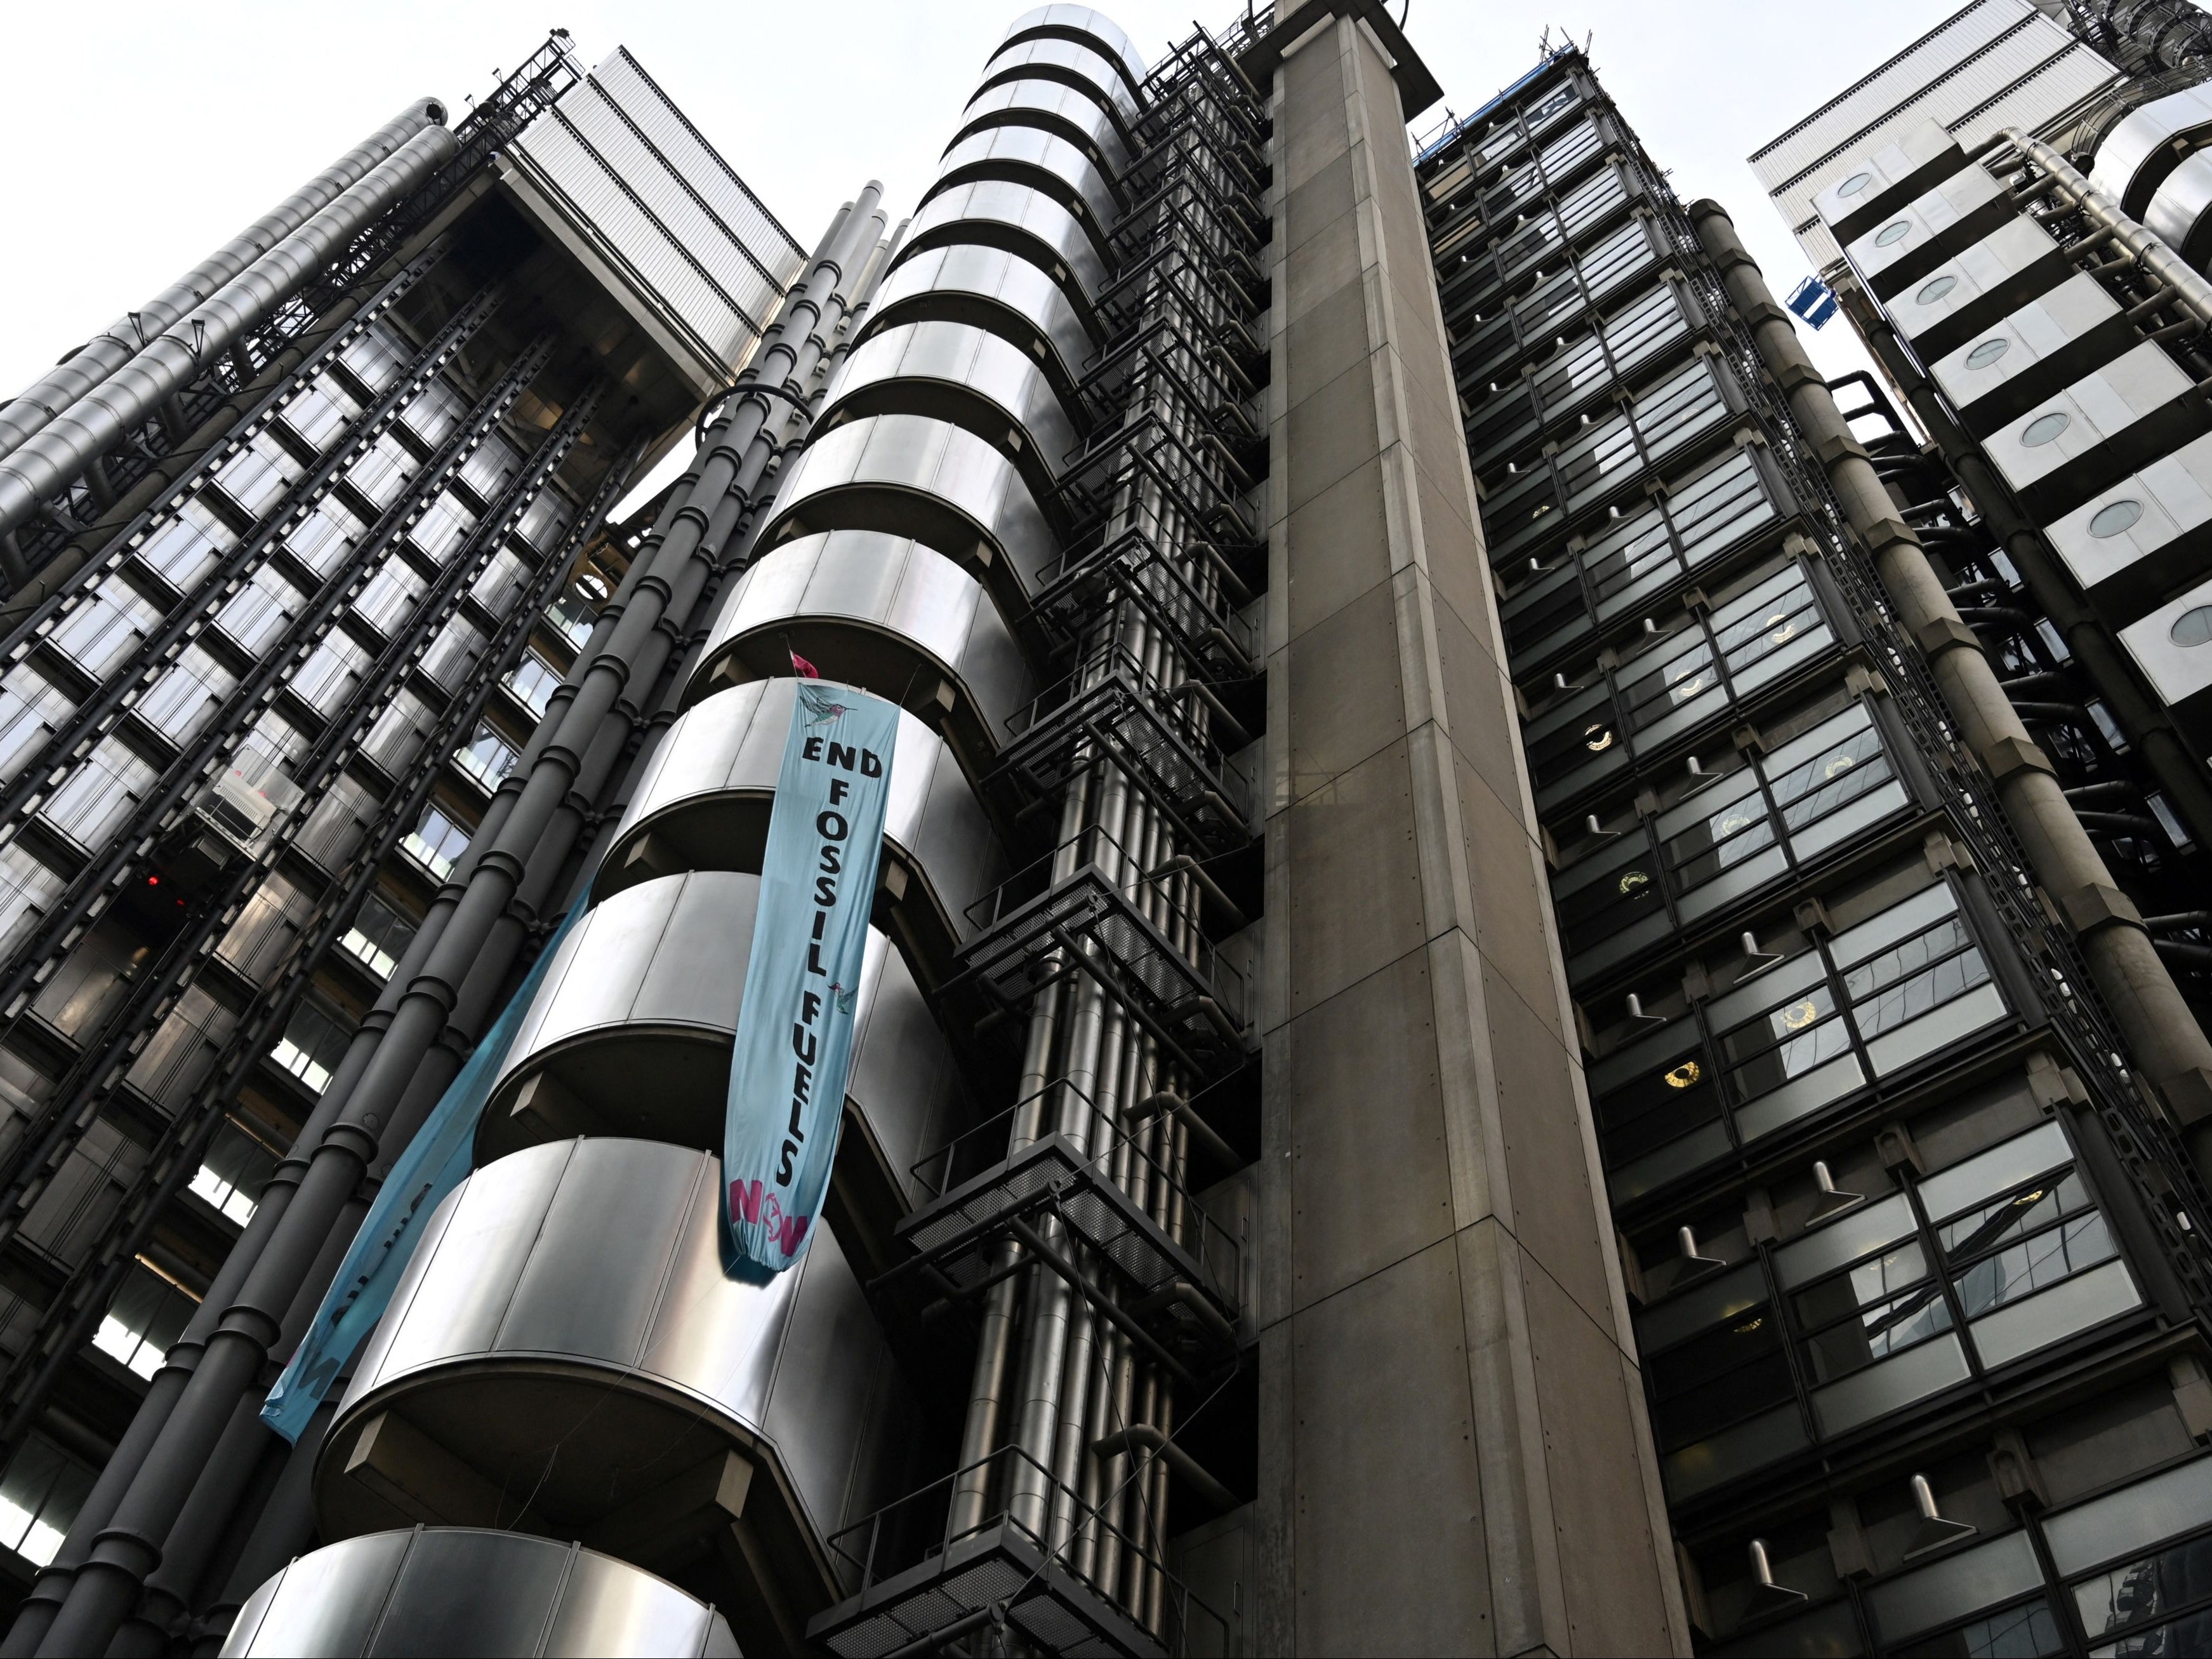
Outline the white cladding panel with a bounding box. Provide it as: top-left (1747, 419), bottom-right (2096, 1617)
top-left (1751, 1), bottom-right (2116, 271)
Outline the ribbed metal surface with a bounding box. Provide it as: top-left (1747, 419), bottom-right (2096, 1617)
top-left (1753, 1), bottom-right (2117, 269)
top-left (510, 48), bottom-right (805, 379)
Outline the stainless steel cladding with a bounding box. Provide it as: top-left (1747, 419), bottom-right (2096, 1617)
top-left (222, 1530), bottom-right (740, 1657)
top-left (955, 79), bottom-right (1134, 174)
top-left (687, 530), bottom-right (1033, 767)
top-left (480, 870), bottom-right (962, 1177)
top-left (0, 97), bottom-right (446, 467)
top-left (1749, 0), bottom-right (2119, 269)
top-left (998, 4), bottom-right (1149, 93)
top-left (861, 244), bottom-right (1100, 390)
top-left (823, 318), bottom-right (1083, 488)
top-left (319, 1138), bottom-right (913, 1565)
top-left (598, 679), bottom-right (1004, 961)
top-left (507, 47), bottom-right (809, 387)
top-left (2087, 84), bottom-right (2212, 215)
top-left (898, 180), bottom-right (1109, 309)
top-left (760, 413), bottom-right (1059, 596)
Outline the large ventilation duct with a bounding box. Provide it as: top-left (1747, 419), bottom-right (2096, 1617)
top-left (0, 97), bottom-right (445, 467)
top-left (0, 123), bottom-right (459, 543)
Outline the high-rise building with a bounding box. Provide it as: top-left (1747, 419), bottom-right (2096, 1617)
top-left (8, 1), bottom-right (2212, 1655)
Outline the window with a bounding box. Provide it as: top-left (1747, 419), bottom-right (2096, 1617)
top-left (505, 653), bottom-right (560, 716)
top-left (340, 890), bottom-right (418, 980)
top-left (135, 500), bottom-right (234, 592)
top-left (548, 587), bottom-right (598, 646)
top-left (212, 437), bottom-right (301, 515)
top-left (401, 804), bottom-right (472, 879)
top-left (456, 723), bottom-right (517, 790)
top-left (270, 1001), bottom-right (348, 1094)
top-left (0, 1437), bottom-right (92, 1567)
top-left (285, 501), bottom-right (365, 577)
top-left (189, 1121), bottom-right (277, 1226)
top-left (94, 1262), bottom-right (195, 1380)
top-left (279, 373), bottom-right (361, 450)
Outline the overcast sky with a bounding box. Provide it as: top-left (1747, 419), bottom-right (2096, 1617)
top-left (0, 0), bottom-right (1944, 418)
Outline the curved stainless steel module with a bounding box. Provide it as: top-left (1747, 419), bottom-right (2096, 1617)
top-left (929, 126), bottom-right (1122, 247)
top-left (999, 3), bottom-right (1149, 97)
top-left (220, 1529), bottom-right (740, 1657)
top-left (896, 179), bottom-right (1108, 316)
top-left (858, 243), bottom-right (1099, 395)
top-left (686, 530), bottom-right (1033, 779)
top-left (595, 677), bottom-right (1003, 973)
top-left (952, 78), bottom-right (1132, 175)
top-left (475, 871), bottom-right (962, 1173)
top-left (758, 412), bottom-right (1059, 602)
top-left (318, 1138), bottom-right (917, 1611)
top-left (821, 317), bottom-right (1081, 499)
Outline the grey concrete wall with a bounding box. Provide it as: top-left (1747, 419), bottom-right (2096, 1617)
top-left (1250, 7), bottom-right (1692, 1653)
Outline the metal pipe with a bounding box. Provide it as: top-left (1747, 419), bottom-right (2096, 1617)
top-left (0, 124), bottom-right (460, 543)
top-left (1995, 129), bottom-right (2212, 330)
top-left (27, 192), bottom-right (884, 1658)
top-left (1692, 199), bottom-right (2212, 1172)
top-left (0, 98), bottom-right (444, 467)
top-left (1088, 1426), bottom-right (1236, 1512)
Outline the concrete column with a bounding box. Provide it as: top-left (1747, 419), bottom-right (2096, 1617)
top-left (1251, 8), bottom-right (1690, 1654)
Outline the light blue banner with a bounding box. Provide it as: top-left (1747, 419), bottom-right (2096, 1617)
top-left (260, 907), bottom-right (581, 1442)
top-left (724, 679), bottom-right (899, 1273)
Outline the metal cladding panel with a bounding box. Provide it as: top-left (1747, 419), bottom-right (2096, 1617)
top-left (978, 36), bottom-right (1139, 124)
top-left (1754, 0), bottom-right (2116, 269)
top-left (1928, 273), bottom-right (2127, 434)
top-left (501, 871), bottom-right (761, 1069)
top-left (825, 318), bottom-right (1080, 474)
top-left (2089, 84), bottom-right (2212, 211)
top-left (935, 125), bottom-right (1120, 232)
top-left (610, 678), bottom-right (1002, 929)
top-left (1002, 4), bottom-right (1149, 94)
top-left (2121, 575), bottom-right (2212, 724)
top-left (2046, 432), bottom-right (2212, 615)
top-left (769, 412), bottom-right (1057, 594)
top-left (511, 47), bottom-right (803, 380)
top-left (222, 1530), bottom-right (737, 1657)
top-left (1750, 0), bottom-right (2037, 191)
top-left (1841, 164), bottom-right (2011, 296)
top-left (486, 872), bottom-right (957, 1183)
top-left (694, 531), bottom-right (1031, 731)
top-left (956, 78), bottom-right (1132, 173)
top-left (1812, 118), bottom-right (1966, 246)
top-left (1983, 342), bottom-right (2199, 513)
top-left (863, 243), bottom-right (1098, 384)
top-left (2149, 149), bottom-right (2212, 265)
top-left (333, 1138), bottom-right (896, 1550)
top-left (903, 178), bottom-right (1106, 302)
top-left (1889, 216), bottom-right (2068, 359)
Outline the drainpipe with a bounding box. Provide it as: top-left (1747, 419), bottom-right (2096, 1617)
top-left (1692, 199), bottom-right (2212, 1178)
top-left (0, 98), bottom-right (444, 467)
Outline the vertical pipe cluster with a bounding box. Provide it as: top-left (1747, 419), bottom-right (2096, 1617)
top-left (17, 189), bottom-right (885, 1658)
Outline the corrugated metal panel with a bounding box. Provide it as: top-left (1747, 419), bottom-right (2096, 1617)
top-left (1750, 0), bottom-right (2034, 189)
top-left (594, 51), bottom-right (802, 288)
top-left (510, 46), bottom-right (805, 382)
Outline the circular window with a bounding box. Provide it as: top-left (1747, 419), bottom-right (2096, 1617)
top-left (2170, 605), bottom-right (2212, 647)
top-left (1664, 1061), bottom-right (1704, 1089)
top-left (1916, 274), bottom-right (1958, 305)
top-left (1964, 337), bottom-right (2010, 370)
top-left (2022, 411), bottom-right (2071, 448)
top-left (1874, 220), bottom-right (1913, 246)
top-left (2089, 498), bottom-right (2144, 538)
top-left (1583, 723), bottom-right (1616, 753)
top-left (1839, 171), bottom-right (1875, 197)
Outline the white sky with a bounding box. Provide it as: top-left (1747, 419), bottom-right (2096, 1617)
top-left (0, 0), bottom-right (1946, 422)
